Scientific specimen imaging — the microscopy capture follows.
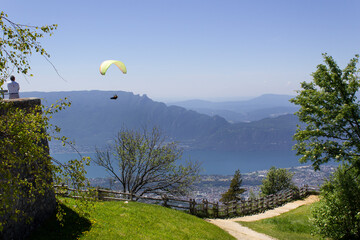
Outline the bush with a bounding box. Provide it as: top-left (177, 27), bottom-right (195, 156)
top-left (311, 164), bottom-right (360, 239)
top-left (260, 166), bottom-right (297, 196)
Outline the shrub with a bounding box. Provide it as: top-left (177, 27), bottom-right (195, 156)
top-left (311, 164), bottom-right (360, 239)
top-left (260, 166), bottom-right (297, 196)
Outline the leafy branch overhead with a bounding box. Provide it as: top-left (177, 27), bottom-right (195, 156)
top-left (0, 11), bottom-right (57, 87)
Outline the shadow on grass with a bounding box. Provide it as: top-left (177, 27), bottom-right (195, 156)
top-left (28, 203), bottom-right (91, 240)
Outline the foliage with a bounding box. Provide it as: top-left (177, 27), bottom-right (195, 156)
top-left (239, 204), bottom-right (320, 240)
top-left (290, 54), bottom-right (360, 171)
top-left (0, 12), bottom-right (91, 234)
top-left (290, 54), bottom-right (360, 239)
top-left (311, 164), bottom-right (360, 239)
top-left (0, 99), bottom-right (91, 231)
top-left (0, 11), bottom-right (57, 87)
top-left (94, 127), bottom-right (200, 197)
top-left (29, 198), bottom-right (235, 240)
top-left (248, 188), bottom-right (259, 200)
top-left (220, 169), bottom-right (246, 203)
top-left (44, 100), bottom-right (94, 218)
top-left (0, 102), bottom-right (53, 231)
top-left (260, 166), bottom-right (296, 196)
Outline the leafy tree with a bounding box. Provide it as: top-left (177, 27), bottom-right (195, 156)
top-left (94, 127), bottom-right (200, 197)
top-left (311, 164), bottom-right (360, 239)
top-left (290, 54), bottom-right (360, 171)
top-left (0, 12), bottom-right (90, 233)
top-left (260, 166), bottom-right (296, 196)
top-left (220, 169), bottom-right (246, 203)
top-left (291, 54), bottom-right (360, 239)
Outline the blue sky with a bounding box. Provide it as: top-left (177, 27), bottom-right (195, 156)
top-left (2, 0), bottom-right (360, 101)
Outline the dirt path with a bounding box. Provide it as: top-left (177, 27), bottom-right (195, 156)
top-left (207, 195), bottom-right (319, 240)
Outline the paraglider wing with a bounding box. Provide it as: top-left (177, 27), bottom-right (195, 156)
top-left (99, 60), bottom-right (127, 75)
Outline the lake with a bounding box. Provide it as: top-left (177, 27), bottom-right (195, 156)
top-left (51, 150), bottom-right (304, 178)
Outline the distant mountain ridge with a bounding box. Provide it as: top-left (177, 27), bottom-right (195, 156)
top-left (21, 91), bottom-right (299, 152)
top-left (168, 94), bottom-right (299, 122)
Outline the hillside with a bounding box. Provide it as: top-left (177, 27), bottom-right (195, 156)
top-left (22, 91), bottom-right (299, 152)
top-left (29, 198), bottom-right (235, 240)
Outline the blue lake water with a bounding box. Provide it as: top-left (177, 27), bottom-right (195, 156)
top-left (51, 150), bottom-right (304, 178)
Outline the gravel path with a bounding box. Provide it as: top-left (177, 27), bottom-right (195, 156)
top-left (207, 195), bottom-right (319, 240)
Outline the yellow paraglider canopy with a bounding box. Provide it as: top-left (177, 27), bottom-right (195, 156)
top-left (99, 60), bottom-right (127, 75)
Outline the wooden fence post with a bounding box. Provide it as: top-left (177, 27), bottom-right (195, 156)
top-left (265, 195), bottom-right (270, 210)
top-left (234, 201), bottom-right (238, 216)
top-left (225, 202), bottom-right (229, 217)
top-left (304, 185), bottom-right (309, 197)
top-left (245, 200), bottom-right (249, 215)
top-left (260, 197), bottom-right (265, 212)
top-left (283, 191), bottom-right (286, 202)
top-left (247, 199), bottom-right (254, 214)
top-left (213, 202), bottom-right (219, 218)
top-left (95, 186), bottom-right (100, 200)
top-left (189, 199), bottom-right (193, 214)
top-left (162, 194), bottom-right (169, 207)
top-left (270, 194), bottom-right (274, 209)
top-left (202, 199), bottom-right (208, 217)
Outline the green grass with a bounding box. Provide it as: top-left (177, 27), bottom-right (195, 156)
top-left (29, 198), bottom-right (235, 240)
top-left (238, 204), bottom-right (321, 240)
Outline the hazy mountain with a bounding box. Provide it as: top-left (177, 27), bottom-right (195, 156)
top-left (198, 114), bottom-right (299, 151)
top-left (168, 94), bottom-right (299, 122)
top-left (21, 91), bottom-right (299, 152)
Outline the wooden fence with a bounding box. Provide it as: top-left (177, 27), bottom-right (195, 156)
top-left (54, 185), bottom-right (313, 218)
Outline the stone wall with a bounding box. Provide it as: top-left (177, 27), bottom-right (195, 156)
top-left (0, 98), bottom-right (56, 240)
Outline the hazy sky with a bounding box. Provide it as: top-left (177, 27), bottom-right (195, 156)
top-left (2, 0), bottom-right (360, 101)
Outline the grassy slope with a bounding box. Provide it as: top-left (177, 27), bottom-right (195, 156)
top-left (238, 203), bottom-right (320, 240)
top-left (29, 199), bottom-right (235, 240)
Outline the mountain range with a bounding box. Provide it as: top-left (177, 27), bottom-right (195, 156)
top-left (21, 91), bottom-right (300, 152)
top-left (168, 94), bottom-right (299, 123)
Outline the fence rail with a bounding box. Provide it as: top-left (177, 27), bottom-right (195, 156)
top-left (54, 185), bottom-right (314, 218)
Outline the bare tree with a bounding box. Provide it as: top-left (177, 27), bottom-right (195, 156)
top-left (93, 127), bottom-right (200, 197)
